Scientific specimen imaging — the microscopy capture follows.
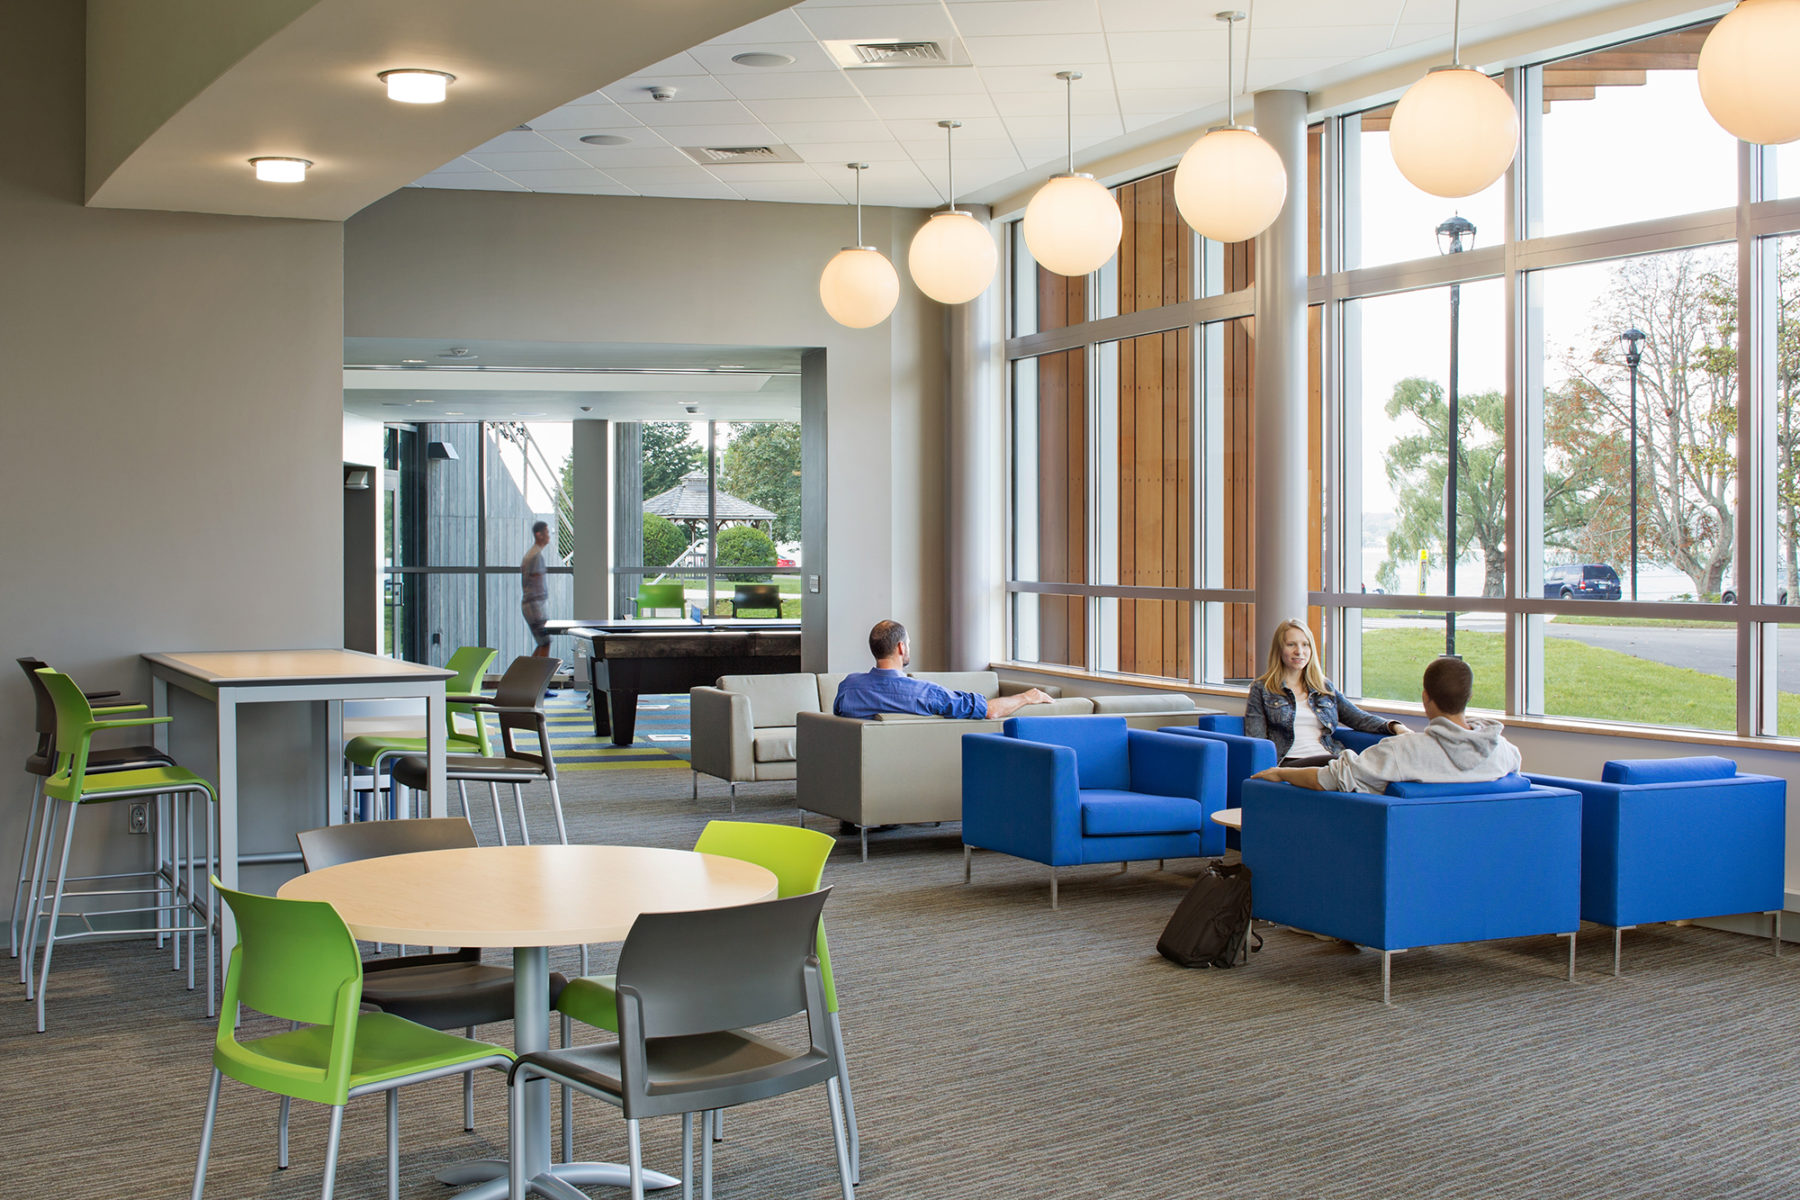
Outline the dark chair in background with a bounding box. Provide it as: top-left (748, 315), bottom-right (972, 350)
top-left (729, 583), bottom-right (783, 617)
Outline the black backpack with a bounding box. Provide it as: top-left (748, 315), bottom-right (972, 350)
top-left (1157, 861), bottom-right (1261, 969)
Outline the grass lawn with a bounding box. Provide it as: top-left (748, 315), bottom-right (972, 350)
top-left (1359, 628), bottom-right (1800, 737)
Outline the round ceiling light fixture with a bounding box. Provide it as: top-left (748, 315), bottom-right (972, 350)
top-left (1387, 0), bottom-right (1518, 198)
top-left (1172, 12), bottom-right (1288, 244)
top-left (580, 133), bottom-right (634, 146)
top-left (1699, 0), bottom-right (1800, 145)
top-left (379, 68), bottom-right (455, 104)
top-left (820, 164), bottom-right (900, 328)
top-left (1021, 71), bottom-right (1122, 277)
top-left (249, 156), bottom-right (311, 183)
top-left (732, 51), bottom-right (796, 68)
top-left (908, 120), bottom-right (998, 305)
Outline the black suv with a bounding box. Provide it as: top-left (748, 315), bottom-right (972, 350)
top-left (1544, 563), bottom-right (1621, 600)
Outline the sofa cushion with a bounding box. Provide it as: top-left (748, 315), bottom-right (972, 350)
top-left (1079, 789), bottom-right (1204, 836)
top-left (816, 673), bottom-right (847, 712)
top-left (870, 712), bottom-right (944, 723)
top-left (911, 671), bottom-right (1000, 698)
top-left (752, 726), bottom-right (798, 763)
top-left (1601, 756), bottom-right (1737, 785)
top-left (717, 673), bottom-right (820, 728)
top-left (1090, 693), bottom-right (1196, 715)
top-left (1384, 772), bottom-right (1532, 798)
top-left (1005, 715), bottom-right (1130, 790)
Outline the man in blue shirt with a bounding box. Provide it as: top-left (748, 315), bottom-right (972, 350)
top-left (834, 620), bottom-right (1052, 720)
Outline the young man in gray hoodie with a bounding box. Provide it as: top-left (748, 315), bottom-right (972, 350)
top-left (1251, 656), bottom-right (1519, 793)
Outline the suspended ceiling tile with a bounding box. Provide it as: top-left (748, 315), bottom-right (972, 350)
top-left (975, 62), bottom-right (1116, 92)
top-left (1250, 0), bottom-right (1407, 28)
top-left (598, 74), bottom-right (740, 105)
top-left (631, 178), bottom-right (746, 199)
top-left (1245, 57), bottom-right (1358, 91)
top-left (1108, 60), bottom-right (1221, 90)
top-left (883, 114), bottom-right (1012, 140)
top-left (612, 99), bottom-right (761, 125)
top-left (629, 51), bottom-right (717, 77)
top-left (897, 134), bottom-right (1021, 158)
top-left (1002, 112), bottom-right (1125, 142)
top-left (420, 154), bottom-right (493, 174)
top-left (411, 173), bottom-right (529, 191)
top-left (534, 125), bottom-right (658, 150)
top-left (761, 117), bottom-right (901, 141)
top-left (526, 101), bottom-right (644, 131)
top-left (563, 143), bottom-right (697, 167)
top-left (501, 168), bottom-right (635, 191)
top-left (838, 65), bottom-right (987, 96)
top-left (631, 123), bottom-right (784, 146)
top-left (1100, 0), bottom-right (1250, 33)
top-left (687, 40), bottom-right (845, 74)
top-left (1115, 86), bottom-right (1221, 114)
top-left (1251, 24), bottom-right (1398, 59)
top-left (728, 178), bottom-right (851, 202)
top-left (990, 89), bottom-right (1125, 118)
top-left (784, 140), bottom-right (914, 161)
top-left (719, 70), bottom-right (864, 99)
top-left (701, 161), bottom-right (827, 181)
top-left (464, 150), bottom-right (590, 172)
top-left (1104, 29), bottom-right (1225, 62)
top-left (861, 92), bottom-right (998, 120)
top-left (706, 8), bottom-right (822, 43)
top-left (739, 96), bottom-right (881, 123)
top-left (603, 164), bottom-right (746, 186)
top-left (962, 33), bottom-right (1111, 66)
top-left (470, 129), bottom-right (562, 154)
top-left (949, 0), bottom-right (1107, 38)
top-left (795, 4), bottom-right (964, 41)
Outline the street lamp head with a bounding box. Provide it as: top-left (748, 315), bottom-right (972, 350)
top-left (1436, 213), bottom-right (1477, 255)
top-left (1621, 327), bottom-right (1646, 367)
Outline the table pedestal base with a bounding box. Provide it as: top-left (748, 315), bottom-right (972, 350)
top-left (436, 1159), bottom-right (679, 1198)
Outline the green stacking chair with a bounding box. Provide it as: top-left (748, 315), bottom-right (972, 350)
top-left (633, 581), bottom-right (686, 617)
top-left (190, 881), bottom-right (514, 1200)
top-left (341, 645), bottom-right (496, 821)
top-left (24, 669), bottom-right (217, 1033)
top-left (555, 820), bottom-right (862, 1180)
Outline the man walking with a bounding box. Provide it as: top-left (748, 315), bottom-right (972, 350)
top-left (521, 519), bottom-right (552, 659)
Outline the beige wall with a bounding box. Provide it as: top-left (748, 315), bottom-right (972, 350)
top-left (1, 5), bottom-right (345, 892)
top-left (342, 186), bottom-right (950, 671)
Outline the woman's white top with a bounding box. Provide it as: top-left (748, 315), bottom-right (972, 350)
top-left (1286, 686), bottom-right (1328, 760)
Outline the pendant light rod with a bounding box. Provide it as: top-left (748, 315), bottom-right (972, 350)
top-left (938, 119), bottom-right (963, 213)
top-left (1452, 0), bottom-right (1463, 66)
top-left (847, 161), bottom-right (869, 247)
top-left (1055, 70), bottom-right (1081, 174)
top-left (1216, 12), bottom-right (1245, 128)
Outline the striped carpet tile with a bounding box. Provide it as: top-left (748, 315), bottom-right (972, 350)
top-left (544, 692), bottom-right (691, 771)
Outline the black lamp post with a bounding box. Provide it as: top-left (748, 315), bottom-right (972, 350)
top-left (1437, 214), bottom-right (1476, 657)
top-left (1620, 327), bottom-right (1646, 602)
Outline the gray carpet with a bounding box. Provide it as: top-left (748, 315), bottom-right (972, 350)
top-left (8, 767), bottom-right (1800, 1200)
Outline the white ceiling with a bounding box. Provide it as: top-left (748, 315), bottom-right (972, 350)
top-left (408, 0), bottom-right (1648, 210)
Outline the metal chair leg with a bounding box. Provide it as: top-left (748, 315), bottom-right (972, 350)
top-left (830, 1010), bottom-right (860, 1182)
top-left (547, 779), bottom-right (569, 845)
top-left (191, 1068), bottom-right (222, 1200)
top-left (385, 1090), bottom-right (399, 1200)
top-left (512, 784), bottom-right (531, 846)
top-left (680, 1112), bottom-right (695, 1200)
top-left (509, 1073), bottom-right (529, 1200)
top-left (825, 1077), bottom-right (856, 1200)
top-left (320, 1104), bottom-right (345, 1200)
top-left (627, 1117), bottom-right (647, 1200)
top-left (21, 790), bottom-right (61, 990)
top-left (10, 776), bottom-right (45, 959)
top-left (463, 1025), bottom-right (477, 1131)
top-left (35, 802), bottom-right (82, 1031)
top-left (279, 1096), bottom-right (291, 1167)
top-left (488, 783), bottom-right (507, 846)
top-left (702, 1110), bottom-right (716, 1200)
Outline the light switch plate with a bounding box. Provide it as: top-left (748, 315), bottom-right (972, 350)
top-left (808, 575), bottom-right (820, 593)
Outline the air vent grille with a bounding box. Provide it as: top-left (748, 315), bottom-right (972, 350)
top-left (853, 40), bottom-right (945, 64)
top-left (822, 37), bottom-right (970, 69)
top-left (680, 144), bottom-right (803, 165)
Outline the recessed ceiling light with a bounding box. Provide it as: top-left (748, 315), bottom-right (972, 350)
top-left (400, 358), bottom-right (426, 365)
top-left (411, 398), bottom-right (434, 404)
top-left (580, 133), bottom-right (633, 147)
top-left (731, 51), bottom-right (796, 68)
top-left (718, 363), bottom-right (745, 369)
top-left (445, 410), bottom-right (465, 415)
top-left (379, 69), bottom-right (455, 104)
top-left (250, 156), bottom-right (310, 183)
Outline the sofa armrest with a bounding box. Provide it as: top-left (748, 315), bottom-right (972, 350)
top-left (999, 679), bottom-right (1063, 699)
top-left (690, 686), bottom-right (753, 782)
top-left (1128, 730), bottom-right (1228, 855)
top-left (961, 732), bottom-right (1082, 865)
top-left (1155, 726), bottom-right (1276, 809)
top-left (1335, 726), bottom-right (1390, 754)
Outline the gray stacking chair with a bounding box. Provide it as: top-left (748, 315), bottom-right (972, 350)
top-left (389, 656), bottom-right (567, 846)
top-left (296, 817), bottom-right (567, 1134)
top-left (507, 889), bottom-right (854, 1200)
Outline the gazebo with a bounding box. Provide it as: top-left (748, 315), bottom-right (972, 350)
top-left (642, 470), bottom-right (776, 542)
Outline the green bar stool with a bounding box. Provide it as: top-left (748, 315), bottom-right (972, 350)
top-left (554, 819), bottom-right (863, 1181)
top-left (341, 645), bottom-right (496, 821)
top-left (190, 880), bottom-right (513, 1200)
top-left (25, 669), bottom-right (218, 1032)
top-left (633, 581), bottom-right (686, 617)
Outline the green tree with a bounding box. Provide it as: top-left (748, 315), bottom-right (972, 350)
top-left (641, 512), bottom-right (686, 567)
top-left (642, 422), bottom-right (703, 500)
top-left (719, 422), bottom-right (801, 544)
top-left (715, 524), bottom-right (776, 582)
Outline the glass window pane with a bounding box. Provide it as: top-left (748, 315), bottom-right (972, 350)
top-left (486, 422), bottom-right (570, 570)
top-left (1348, 279), bottom-right (1506, 607)
top-left (1013, 593), bottom-right (1086, 669)
top-left (1542, 613), bottom-right (1737, 733)
top-left (1530, 246), bottom-right (1737, 605)
top-left (718, 420), bottom-right (802, 617)
top-left (1354, 609), bottom-right (1502, 709)
top-left (1096, 332), bottom-right (1192, 592)
top-left (1343, 103), bottom-right (1505, 270)
top-left (1011, 352), bottom-right (1088, 584)
top-left (486, 572), bottom-right (572, 669)
top-left (1770, 235), bottom-right (1800, 608)
top-left (417, 574), bottom-right (480, 670)
top-left (1011, 224), bottom-right (1088, 336)
top-left (1771, 142), bottom-right (1800, 201)
top-left (1534, 24), bottom-right (1734, 238)
top-left (419, 422), bottom-right (480, 566)
top-left (1098, 597), bottom-right (1192, 680)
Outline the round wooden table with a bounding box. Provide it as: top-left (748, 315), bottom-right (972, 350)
top-left (280, 844), bottom-right (778, 1200)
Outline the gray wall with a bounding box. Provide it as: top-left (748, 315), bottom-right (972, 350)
top-left (0, 5), bottom-right (345, 896)
top-left (343, 187), bottom-right (949, 672)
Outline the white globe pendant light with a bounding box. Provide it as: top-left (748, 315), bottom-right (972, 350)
top-left (908, 120), bottom-right (999, 304)
top-left (1173, 11), bottom-right (1288, 244)
top-left (1388, 0), bottom-right (1518, 198)
top-left (820, 163), bottom-right (900, 329)
top-left (1021, 71), bottom-right (1122, 277)
top-left (1699, 0), bottom-right (1800, 145)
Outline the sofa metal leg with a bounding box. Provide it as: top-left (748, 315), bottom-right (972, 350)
top-left (859, 827), bottom-right (867, 863)
top-left (1612, 926), bottom-right (1634, 978)
top-left (1050, 867), bottom-right (1058, 910)
top-left (1565, 931), bottom-right (1576, 982)
top-left (692, 771), bottom-right (698, 801)
top-left (962, 845), bottom-right (971, 884)
top-left (1117, 862), bottom-right (1128, 874)
top-left (1381, 950), bottom-right (1393, 1005)
top-left (1157, 859), bottom-right (1165, 872)
top-left (728, 783), bottom-right (736, 814)
top-left (1769, 910), bottom-right (1783, 956)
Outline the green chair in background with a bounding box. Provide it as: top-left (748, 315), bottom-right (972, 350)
top-left (633, 582), bottom-right (686, 618)
top-left (341, 645), bottom-right (496, 822)
top-left (190, 881), bottom-right (513, 1200)
top-left (25, 669), bottom-right (218, 1033)
top-left (554, 819), bottom-right (862, 1180)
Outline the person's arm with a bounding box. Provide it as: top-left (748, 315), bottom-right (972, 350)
top-left (1241, 682), bottom-right (1270, 741)
top-left (1250, 764), bottom-right (1325, 789)
top-left (1331, 686), bottom-right (1406, 737)
top-left (985, 688), bottom-right (1054, 720)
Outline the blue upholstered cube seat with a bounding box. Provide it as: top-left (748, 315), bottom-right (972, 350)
top-left (1079, 790), bottom-right (1207, 837)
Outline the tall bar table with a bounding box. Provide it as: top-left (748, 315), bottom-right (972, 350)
top-left (143, 649), bottom-right (451, 961)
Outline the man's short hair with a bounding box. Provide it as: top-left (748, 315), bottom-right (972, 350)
top-left (869, 619), bottom-right (906, 660)
top-left (1423, 656), bottom-right (1473, 715)
top-left (531, 520), bottom-right (548, 535)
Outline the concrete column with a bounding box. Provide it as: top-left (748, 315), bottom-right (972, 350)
top-left (1252, 90), bottom-right (1310, 656)
top-left (572, 419), bottom-right (611, 620)
top-left (948, 206), bottom-right (1002, 671)
top-left (612, 423), bottom-right (643, 619)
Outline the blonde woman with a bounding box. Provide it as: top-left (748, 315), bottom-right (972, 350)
top-left (1243, 619), bottom-right (1405, 767)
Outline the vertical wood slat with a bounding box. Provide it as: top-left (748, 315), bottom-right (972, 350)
top-left (1308, 304), bottom-right (1325, 657)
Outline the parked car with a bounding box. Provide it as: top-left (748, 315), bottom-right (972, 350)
top-left (1544, 563), bottom-right (1621, 600)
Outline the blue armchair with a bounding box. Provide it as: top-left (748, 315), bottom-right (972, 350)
top-left (1158, 714), bottom-right (1392, 810)
top-left (1240, 773), bottom-right (1583, 1002)
top-left (962, 716), bottom-right (1227, 908)
top-left (1525, 756), bottom-right (1786, 975)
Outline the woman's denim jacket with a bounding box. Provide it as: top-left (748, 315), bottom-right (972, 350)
top-left (1243, 679), bottom-right (1392, 760)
